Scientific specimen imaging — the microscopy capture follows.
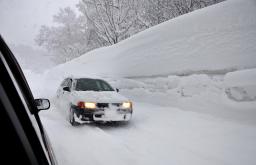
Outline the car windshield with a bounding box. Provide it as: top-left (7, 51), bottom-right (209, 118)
top-left (75, 78), bottom-right (114, 91)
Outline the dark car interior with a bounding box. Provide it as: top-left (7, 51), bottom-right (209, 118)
top-left (0, 35), bottom-right (56, 165)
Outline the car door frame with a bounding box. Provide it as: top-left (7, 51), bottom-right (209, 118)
top-left (0, 35), bottom-right (57, 165)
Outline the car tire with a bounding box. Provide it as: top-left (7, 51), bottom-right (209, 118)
top-left (69, 107), bottom-right (79, 126)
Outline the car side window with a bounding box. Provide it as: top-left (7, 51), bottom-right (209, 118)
top-left (102, 82), bottom-right (110, 91)
top-left (61, 78), bottom-right (68, 87)
top-left (72, 80), bottom-right (76, 90)
top-left (67, 79), bottom-right (72, 88)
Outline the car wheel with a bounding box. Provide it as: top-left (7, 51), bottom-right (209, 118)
top-left (69, 107), bottom-right (79, 126)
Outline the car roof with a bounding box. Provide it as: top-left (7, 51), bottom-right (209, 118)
top-left (65, 76), bottom-right (108, 81)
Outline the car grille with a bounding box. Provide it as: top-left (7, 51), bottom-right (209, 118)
top-left (97, 103), bottom-right (121, 108)
top-left (97, 103), bottom-right (109, 108)
top-left (112, 103), bottom-right (121, 107)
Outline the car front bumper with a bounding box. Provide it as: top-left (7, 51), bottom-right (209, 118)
top-left (93, 111), bottom-right (132, 122)
top-left (72, 105), bottom-right (132, 123)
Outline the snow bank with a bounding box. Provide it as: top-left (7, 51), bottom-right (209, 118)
top-left (23, 69), bottom-right (61, 98)
top-left (48, 0), bottom-right (256, 78)
top-left (224, 68), bottom-right (256, 87)
top-left (109, 74), bottom-right (221, 98)
top-left (106, 72), bottom-right (256, 124)
top-left (23, 70), bottom-right (47, 98)
top-left (223, 68), bottom-right (256, 108)
top-left (109, 74), bottom-right (223, 104)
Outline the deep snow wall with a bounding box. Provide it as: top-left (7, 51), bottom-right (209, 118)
top-left (49, 0), bottom-right (256, 78)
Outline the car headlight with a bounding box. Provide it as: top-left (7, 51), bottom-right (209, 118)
top-left (77, 101), bottom-right (96, 109)
top-left (84, 102), bottom-right (96, 109)
top-left (122, 102), bottom-right (132, 109)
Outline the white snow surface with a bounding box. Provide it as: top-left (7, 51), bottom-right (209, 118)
top-left (21, 0), bottom-right (256, 165)
top-left (223, 68), bottom-right (256, 105)
top-left (49, 0), bottom-right (256, 78)
top-left (224, 68), bottom-right (256, 87)
top-left (40, 102), bottom-right (256, 165)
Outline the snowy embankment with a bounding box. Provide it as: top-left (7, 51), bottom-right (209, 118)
top-left (47, 0), bottom-right (256, 78)
top-left (107, 69), bottom-right (256, 125)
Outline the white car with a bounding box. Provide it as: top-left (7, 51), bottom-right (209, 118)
top-left (56, 77), bottom-right (133, 125)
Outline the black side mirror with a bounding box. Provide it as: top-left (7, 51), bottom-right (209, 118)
top-left (116, 88), bottom-right (119, 92)
top-left (63, 86), bottom-right (70, 92)
top-left (35, 99), bottom-right (50, 111)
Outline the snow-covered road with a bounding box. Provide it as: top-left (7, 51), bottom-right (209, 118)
top-left (40, 101), bottom-right (256, 165)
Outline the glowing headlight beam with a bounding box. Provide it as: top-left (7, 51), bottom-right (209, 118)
top-left (84, 102), bottom-right (96, 109)
top-left (122, 102), bottom-right (132, 109)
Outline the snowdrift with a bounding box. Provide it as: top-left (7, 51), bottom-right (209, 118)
top-left (224, 68), bottom-right (256, 104)
top-left (48, 0), bottom-right (256, 78)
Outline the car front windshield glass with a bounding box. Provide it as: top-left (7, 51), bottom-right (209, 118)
top-left (75, 78), bottom-right (114, 91)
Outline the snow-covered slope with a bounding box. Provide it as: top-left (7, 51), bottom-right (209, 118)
top-left (49, 0), bottom-right (256, 78)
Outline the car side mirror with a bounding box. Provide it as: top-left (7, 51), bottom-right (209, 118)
top-left (116, 88), bottom-right (119, 92)
top-left (35, 99), bottom-right (50, 111)
top-left (63, 86), bottom-right (70, 92)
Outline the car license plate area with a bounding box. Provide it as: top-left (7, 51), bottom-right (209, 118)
top-left (105, 109), bottom-right (118, 117)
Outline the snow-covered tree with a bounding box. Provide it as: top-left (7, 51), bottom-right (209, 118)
top-left (77, 0), bottom-right (139, 45)
top-left (35, 0), bottom-right (224, 63)
top-left (138, 0), bottom-right (224, 27)
top-left (35, 7), bottom-right (98, 63)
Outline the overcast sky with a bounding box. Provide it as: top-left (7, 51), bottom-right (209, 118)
top-left (0, 0), bottom-right (78, 47)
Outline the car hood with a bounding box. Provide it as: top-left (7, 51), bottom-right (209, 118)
top-left (71, 91), bottom-right (129, 103)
